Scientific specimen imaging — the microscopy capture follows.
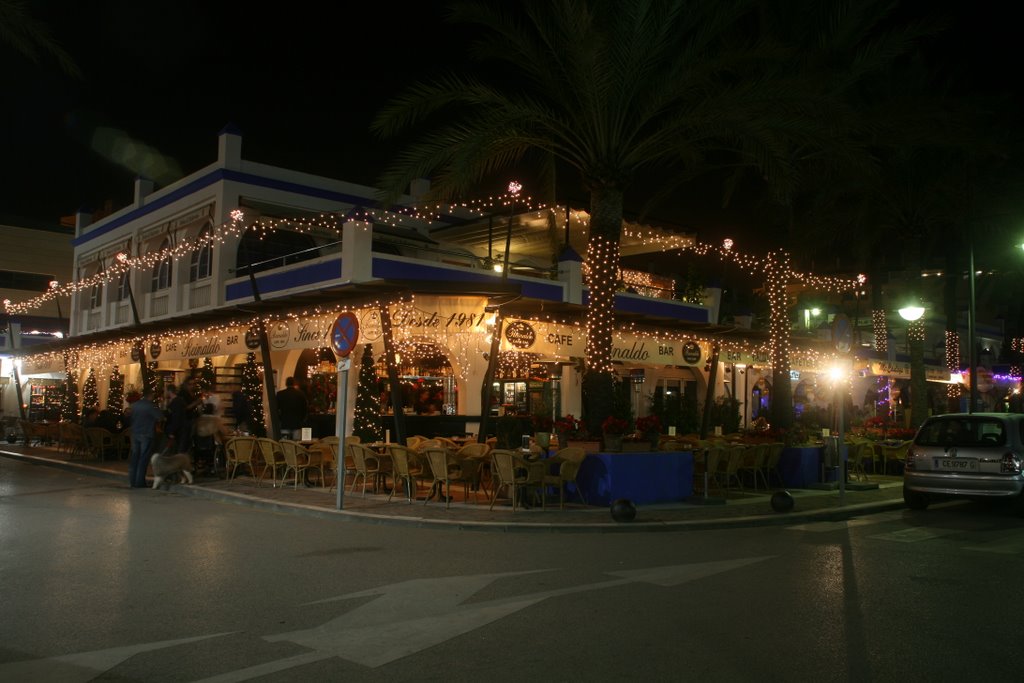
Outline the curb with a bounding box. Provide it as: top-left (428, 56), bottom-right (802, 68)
top-left (1, 449), bottom-right (907, 533)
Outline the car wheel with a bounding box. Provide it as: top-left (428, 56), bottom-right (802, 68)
top-left (903, 487), bottom-right (929, 510)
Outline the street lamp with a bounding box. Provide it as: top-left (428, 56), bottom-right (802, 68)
top-left (899, 303), bottom-right (927, 428)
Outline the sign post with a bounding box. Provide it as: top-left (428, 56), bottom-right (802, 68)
top-left (330, 312), bottom-right (360, 510)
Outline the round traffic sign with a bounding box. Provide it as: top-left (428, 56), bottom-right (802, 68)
top-left (832, 314), bottom-right (853, 354)
top-left (331, 312), bottom-right (360, 358)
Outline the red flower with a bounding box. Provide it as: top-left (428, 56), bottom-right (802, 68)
top-left (601, 416), bottom-right (629, 435)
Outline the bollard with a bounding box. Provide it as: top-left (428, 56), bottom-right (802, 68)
top-left (610, 498), bottom-right (637, 522)
top-left (770, 490), bottom-right (795, 513)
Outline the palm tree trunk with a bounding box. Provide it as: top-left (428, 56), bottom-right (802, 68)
top-left (943, 244), bottom-right (961, 413)
top-left (582, 186), bottom-right (624, 434)
top-left (766, 251), bottom-right (793, 430)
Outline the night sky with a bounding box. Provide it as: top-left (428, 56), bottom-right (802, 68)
top-left (2, 1), bottom-right (1021, 247)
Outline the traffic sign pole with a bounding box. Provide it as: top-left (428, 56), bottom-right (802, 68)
top-left (330, 312), bottom-right (360, 510)
top-left (335, 356), bottom-right (351, 510)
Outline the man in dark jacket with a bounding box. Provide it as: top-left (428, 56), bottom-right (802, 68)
top-left (276, 376), bottom-right (308, 439)
top-left (165, 379), bottom-right (203, 454)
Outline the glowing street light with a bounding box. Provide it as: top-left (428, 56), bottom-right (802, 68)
top-left (899, 303), bottom-right (928, 428)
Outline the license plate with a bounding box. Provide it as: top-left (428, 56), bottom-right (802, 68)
top-left (933, 457), bottom-right (978, 471)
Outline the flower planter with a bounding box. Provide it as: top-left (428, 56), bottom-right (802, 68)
top-left (620, 441), bottom-right (653, 452)
top-left (603, 434), bottom-right (623, 452)
top-left (567, 439), bottom-right (602, 454)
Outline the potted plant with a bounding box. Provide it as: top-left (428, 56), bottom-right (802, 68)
top-left (635, 414), bottom-right (662, 447)
top-left (555, 414), bottom-right (600, 452)
top-left (532, 413), bottom-right (554, 448)
top-left (601, 415), bottom-right (629, 452)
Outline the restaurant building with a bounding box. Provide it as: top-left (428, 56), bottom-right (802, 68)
top-left (8, 127), bottom-right (784, 441)
top-left (11, 126), bottom-right (991, 441)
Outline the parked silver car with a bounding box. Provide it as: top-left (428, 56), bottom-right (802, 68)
top-left (903, 413), bottom-right (1024, 511)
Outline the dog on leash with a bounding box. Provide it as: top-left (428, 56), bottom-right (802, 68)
top-left (151, 451), bottom-right (194, 490)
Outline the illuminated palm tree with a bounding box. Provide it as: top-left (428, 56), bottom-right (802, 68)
top-left (372, 0), bottom-right (846, 432)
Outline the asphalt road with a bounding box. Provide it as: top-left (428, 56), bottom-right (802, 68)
top-left (2, 458), bottom-right (1021, 682)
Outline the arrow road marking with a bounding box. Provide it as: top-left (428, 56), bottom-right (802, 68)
top-left (4, 559), bottom-right (773, 682)
top-left (0, 633), bottom-right (234, 683)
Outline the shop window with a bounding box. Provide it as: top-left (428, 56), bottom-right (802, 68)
top-left (189, 224), bottom-right (213, 282)
top-left (115, 271), bottom-right (130, 302)
top-left (88, 268), bottom-right (103, 309)
top-left (151, 237), bottom-right (172, 292)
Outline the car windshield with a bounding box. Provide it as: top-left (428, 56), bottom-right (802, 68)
top-left (915, 417), bottom-right (1007, 448)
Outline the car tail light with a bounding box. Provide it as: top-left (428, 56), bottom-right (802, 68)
top-left (1001, 452), bottom-right (1022, 474)
top-left (904, 447), bottom-right (916, 470)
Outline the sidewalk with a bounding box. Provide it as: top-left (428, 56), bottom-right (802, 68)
top-left (0, 444), bottom-right (908, 532)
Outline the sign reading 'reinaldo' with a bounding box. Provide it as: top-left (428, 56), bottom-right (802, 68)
top-left (499, 318), bottom-right (708, 367)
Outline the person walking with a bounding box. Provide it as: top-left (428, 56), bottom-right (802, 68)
top-left (127, 387), bottom-right (164, 488)
top-left (276, 376), bottom-right (308, 439)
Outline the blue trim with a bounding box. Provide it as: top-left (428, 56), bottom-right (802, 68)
top-left (73, 168), bottom-right (383, 247)
top-left (225, 260), bottom-right (341, 301)
top-left (581, 290), bottom-right (709, 323)
top-left (372, 257), bottom-right (565, 300)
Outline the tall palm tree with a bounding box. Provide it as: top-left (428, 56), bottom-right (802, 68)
top-left (372, 0), bottom-right (847, 432)
top-left (0, 0), bottom-right (80, 77)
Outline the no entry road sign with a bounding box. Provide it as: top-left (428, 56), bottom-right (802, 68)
top-left (331, 312), bottom-right (360, 358)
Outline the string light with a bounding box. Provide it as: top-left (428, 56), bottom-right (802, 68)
top-left (872, 310), bottom-right (888, 353)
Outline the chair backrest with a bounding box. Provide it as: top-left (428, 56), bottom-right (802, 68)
top-left (256, 437), bottom-right (284, 464)
top-left (386, 444), bottom-right (415, 476)
top-left (455, 442), bottom-right (490, 459)
top-left (279, 439), bottom-right (302, 467)
top-left (704, 445), bottom-right (725, 473)
top-left (555, 446), bottom-right (586, 463)
top-left (225, 436), bottom-right (249, 463)
top-left (435, 436), bottom-right (459, 450)
top-left (348, 443), bottom-right (380, 470)
top-left (490, 448), bottom-right (520, 483)
top-left (559, 458), bottom-right (584, 481)
top-left (764, 442), bottom-right (785, 468)
top-left (417, 439), bottom-right (443, 451)
top-left (86, 427), bottom-right (113, 448)
top-left (62, 421), bottom-right (86, 442)
top-left (422, 447), bottom-right (451, 478)
top-left (406, 435), bottom-right (426, 450)
top-left (344, 435), bottom-right (361, 445)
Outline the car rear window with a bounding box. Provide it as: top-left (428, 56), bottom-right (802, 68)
top-left (915, 417), bottom-right (1007, 448)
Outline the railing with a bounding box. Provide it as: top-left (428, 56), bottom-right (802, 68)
top-left (150, 293), bottom-right (169, 317)
top-left (190, 283), bottom-right (211, 308)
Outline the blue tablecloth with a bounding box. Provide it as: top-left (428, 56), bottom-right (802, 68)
top-left (573, 451), bottom-right (694, 506)
top-left (778, 444), bottom-right (849, 487)
top-left (778, 447), bottom-right (822, 487)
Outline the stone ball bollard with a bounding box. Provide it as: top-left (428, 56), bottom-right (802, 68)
top-left (610, 498), bottom-right (637, 522)
top-left (770, 490), bottom-right (795, 513)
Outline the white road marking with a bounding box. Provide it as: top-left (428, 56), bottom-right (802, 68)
top-left (868, 527), bottom-right (961, 543)
top-left (786, 510), bottom-right (906, 533)
top-left (0, 633), bottom-right (233, 683)
top-left (963, 533), bottom-right (1024, 554)
top-left (6, 560), bottom-right (775, 681)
